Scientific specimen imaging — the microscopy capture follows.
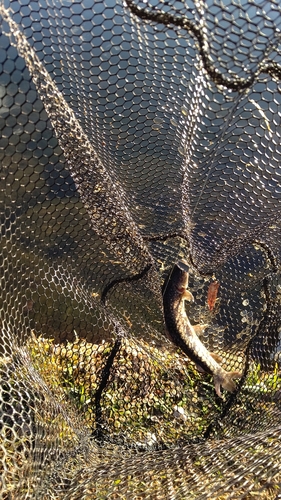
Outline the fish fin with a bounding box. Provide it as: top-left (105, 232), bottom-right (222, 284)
top-left (182, 290), bottom-right (194, 302)
top-left (193, 323), bottom-right (208, 336)
top-left (196, 363), bottom-right (206, 374)
top-left (209, 352), bottom-right (222, 363)
top-left (214, 371), bottom-right (242, 398)
top-left (195, 352), bottom-right (222, 374)
top-left (165, 328), bottom-right (173, 342)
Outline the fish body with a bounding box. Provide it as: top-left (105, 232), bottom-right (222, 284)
top-left (163, 261), bottom-right (241, 397)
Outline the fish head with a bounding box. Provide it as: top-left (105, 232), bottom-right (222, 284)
top-left (172, 260), bottom-right (190, 293)
top-left (162, 259), bottom-right (192, 299)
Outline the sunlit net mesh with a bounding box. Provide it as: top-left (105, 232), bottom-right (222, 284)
top-left (0, 0), bottom-right (281, 498)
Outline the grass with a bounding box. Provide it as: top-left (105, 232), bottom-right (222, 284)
top-left (0, 332), bottom-right (280, 498)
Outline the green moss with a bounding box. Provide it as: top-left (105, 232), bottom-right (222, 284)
top-left (26, 333), bottom-right (281, 449)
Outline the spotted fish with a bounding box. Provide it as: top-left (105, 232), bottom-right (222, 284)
top-left (163, 260), bottom-right (241, 397)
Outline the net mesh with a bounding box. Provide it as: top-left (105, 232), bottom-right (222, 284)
top-left (0, 0), bottom-right (281, 498)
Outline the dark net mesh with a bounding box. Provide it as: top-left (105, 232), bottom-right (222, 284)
top-left (0, 0), bottom-right (281, 498)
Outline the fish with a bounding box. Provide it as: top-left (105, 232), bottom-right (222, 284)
top-left (163, 260), bottom-right (241, 397)
top-left (207, 281), bottom-right (220, 311)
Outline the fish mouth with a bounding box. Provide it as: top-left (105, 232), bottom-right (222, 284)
top-left (176, 260), bottom-right (190, 273)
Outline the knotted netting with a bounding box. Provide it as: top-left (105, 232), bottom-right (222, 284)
top-left (0, 0), bottom-right (281, 498)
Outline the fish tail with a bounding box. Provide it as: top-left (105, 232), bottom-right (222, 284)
top-left (214, 370), bottom-right (242, 398)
